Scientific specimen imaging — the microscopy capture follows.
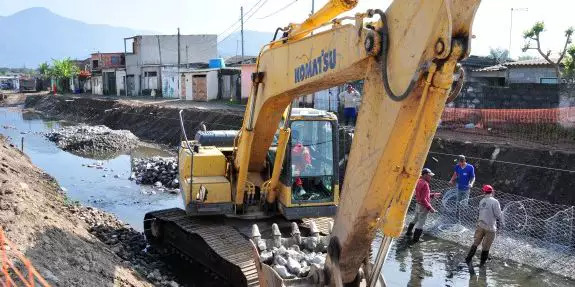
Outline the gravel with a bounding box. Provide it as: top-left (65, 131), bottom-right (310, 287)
top-left (132, 157), bottom-right (179, 190)
top-left (46, 125), bottom-right (139, 156)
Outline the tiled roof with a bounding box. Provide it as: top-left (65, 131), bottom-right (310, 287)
top-left (502, 58), bottom-right (557, 67)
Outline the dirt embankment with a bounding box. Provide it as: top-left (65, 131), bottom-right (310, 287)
top-left (24, 95), bottom-right (244, 146)
top-left (425, 137), bottom-right (575, 205)
top-left (0, 135), bottom-right (187, 287)
top-left (0, 91), bottom-right (49, 106)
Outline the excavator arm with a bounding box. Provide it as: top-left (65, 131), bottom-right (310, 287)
top-left (238, 0), bottom-right (481, 285)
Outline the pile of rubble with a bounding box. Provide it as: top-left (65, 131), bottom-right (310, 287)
top-left (131, 157), bottom-right (179, 189)
top-left (252, 222), bottom-right (331, 279)
top-left (46, 125), bottom-right (139, 156)
top-left (68, 204), bottom-right (181, 287)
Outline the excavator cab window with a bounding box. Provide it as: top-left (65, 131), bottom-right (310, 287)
top-left (288, 120), bottom-right (335, 204)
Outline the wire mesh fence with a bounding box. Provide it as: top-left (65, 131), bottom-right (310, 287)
top-left (406, 179), bottom-right (575, 277)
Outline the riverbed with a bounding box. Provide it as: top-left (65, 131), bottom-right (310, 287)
top-left (1, 106), bottom-right (574, 286)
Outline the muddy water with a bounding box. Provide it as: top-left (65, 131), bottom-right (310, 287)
top-left (2, 107), bottom-right (574, 286)
top-left (0, 107), bottom-right (182, 230)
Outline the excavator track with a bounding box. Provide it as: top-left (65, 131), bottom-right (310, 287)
top-left (144, 208), bottom-right (259, 287)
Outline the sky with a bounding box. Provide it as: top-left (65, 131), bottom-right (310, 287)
top-left (1, 0), bottom-right (573, 58)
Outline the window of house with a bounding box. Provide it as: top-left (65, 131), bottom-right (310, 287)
top-left (145, 71), bottom-right (157, 77)
top-left (111, 56), bottom-right (120, 65)
top-left (92, 60), bottom-right (99, 69)
top-left (540, 78), bottom-right (558, 84)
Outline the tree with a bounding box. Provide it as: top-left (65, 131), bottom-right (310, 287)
top-left (38, 62), bottom-right (51, 79)
top-left (522, 21), bottom-right (574, 83)
top-left (49, 58), bottom-right (80, 92)
top-left (563, 45), bottom-right (575, 78)
top-left (488, 47), bottom-right (510, 64)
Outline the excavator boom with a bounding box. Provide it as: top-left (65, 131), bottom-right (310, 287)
top-left (243, 0), bottom-right (482, 285)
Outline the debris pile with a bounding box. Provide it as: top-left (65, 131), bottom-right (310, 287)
top-left (252, 221), bottom-right (331, 279)
top-left (131, 157), bottom-right (179, 189)
top-left (46, 125), bottom-right (139, 156)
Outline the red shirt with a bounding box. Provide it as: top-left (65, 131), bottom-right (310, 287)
top-left (415, 177), bottom-right (434, 211)
top-left (292, 143), bottom-right (311, 172)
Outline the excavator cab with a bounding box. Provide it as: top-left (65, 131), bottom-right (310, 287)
top-left (270, 108), bottom-right (339, 220)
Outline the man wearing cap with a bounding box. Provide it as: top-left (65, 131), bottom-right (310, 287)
top-left (338, 84), bottom-right (361, 125)
top-left (449, 155), bottom-right (475, 208)
top-left (406, 168), bottom-right (441, 243)
top-left (465, 184), bottom-right (503, 267)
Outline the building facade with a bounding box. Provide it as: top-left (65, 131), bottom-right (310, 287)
top-left (90, 53), bottom-right (125, 95)
top-left (124, 34), bottom-right (217, 97)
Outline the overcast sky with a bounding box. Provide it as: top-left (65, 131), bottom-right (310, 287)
top-left (1, 0), bottom-right (573, 58)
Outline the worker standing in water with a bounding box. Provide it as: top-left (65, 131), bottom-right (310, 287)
top-left (406, 168), bottom-right (441, 243)
top-left (465, 184), bottom-right (503, 267)
top-left (338, 84), bottom-right (361, 125)
top-left (450, 155), bottom-right (475, 217)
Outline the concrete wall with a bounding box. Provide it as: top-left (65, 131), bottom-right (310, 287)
top-left (453, 82), bottom-right (562, 109)
top-left (241, 64), bottom-right (256, 101)
top-left (161, 67), bottom-right (180, 98)
top-left (116, 70), bottom-right (126, 96)
top-left (207, 70), bottom-right (218, 101)
top-left (92, 76), bottom-right (103, 95)
top-left (508, 66), bottom-right (557, 84)
top-left (137, 35), bottom-right (217, 66)
top-left (314, 87), bottom-right (341, 112)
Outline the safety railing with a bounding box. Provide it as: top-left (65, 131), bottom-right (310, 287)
top-left (0, 227), bottom-right (51, 287)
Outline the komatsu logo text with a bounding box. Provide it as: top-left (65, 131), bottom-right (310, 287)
top-left (294, 49), bottom-right (337, 83)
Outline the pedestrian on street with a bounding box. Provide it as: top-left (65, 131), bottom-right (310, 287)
top-left (449, 154), bottom-right (475, 208)
top-left (338, 84), bottom-right (361, 126)
top-left (406, 168), bottom-right (441, 243)
top-left (465, 184), bottom-right (502, 267)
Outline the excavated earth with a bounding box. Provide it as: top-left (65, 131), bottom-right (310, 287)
top-left (0, 135), bottom-right (225, 287)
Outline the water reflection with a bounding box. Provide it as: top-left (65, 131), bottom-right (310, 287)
top-left (0, 107), bottom-right (182, 230)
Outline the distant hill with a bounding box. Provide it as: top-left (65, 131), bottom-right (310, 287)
top-left (0, 7), bottom-right (274, 67)
top-left (217, 30), bottom-right (275, 57)
top-left (0, 7), bottom-right (151, 68)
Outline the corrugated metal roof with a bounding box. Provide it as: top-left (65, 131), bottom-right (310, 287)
top-left (472, 64), bottom-right (507, 72)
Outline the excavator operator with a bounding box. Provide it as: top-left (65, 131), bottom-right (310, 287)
top-left (291, 129), bottom-right (312, 195)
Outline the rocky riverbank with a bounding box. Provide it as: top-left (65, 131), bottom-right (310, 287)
top-left (0, 134), bottom-right (187, 286)
top-left (46, 125), bottom-right (139, 158)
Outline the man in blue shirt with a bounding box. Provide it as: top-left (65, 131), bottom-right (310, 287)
top-left (450, 155), bottom-right (475, 208)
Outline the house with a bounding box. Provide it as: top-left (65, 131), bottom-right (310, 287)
top-left (69, 58), bottom-right (91, 93)
top-left (471, 58), bottom-right (560, 85)
top-left (89, 53), bottom-right (125, 95)
top-left (180, 68), bottom-right (241, 101)
top-left (124, 34), bottom-right (217, 97)
top-left (225, 56), bottom-right (257, 104)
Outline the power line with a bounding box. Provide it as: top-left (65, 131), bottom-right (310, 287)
top-left (428, 151), bottom-right (575, 173)
top-left (258, 0), bottom-right (298, 20)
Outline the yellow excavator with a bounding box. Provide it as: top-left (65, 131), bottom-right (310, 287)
top-left (144, 0), bottom-right (481, 286)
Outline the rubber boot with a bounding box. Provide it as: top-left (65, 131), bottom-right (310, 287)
top-left (465, 245), bottom-right (477, 264)
top-left (411, 229), bottom-right (423, 244)
top-left (406, 223), bottom-right (415, 236)
top-left (479, 250), bottom-right (489, 267)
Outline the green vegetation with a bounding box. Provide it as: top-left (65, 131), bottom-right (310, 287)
top-left (38, 58), bottom-right (80, 92)
top-left (522, 21), bottom-right (574, 82)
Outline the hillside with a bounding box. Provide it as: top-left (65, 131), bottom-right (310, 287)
top-left (0, 8), bottom-right (150, 67)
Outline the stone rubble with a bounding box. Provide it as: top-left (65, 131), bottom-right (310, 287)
top-left (252, 222), bottom-right (331, 279)
top-left (132, 157), bottom-right (179, 190)
top-left (46, 125), bottom-right (139, 156)
top-left (68, 204), bottom-right (181, 287)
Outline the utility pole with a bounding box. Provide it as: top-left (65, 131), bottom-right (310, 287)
top-left (310, 0), bottom-right (315, 108)
top-left (178, 27), bottom-right (181, 99)
top-left (241, 6), bottom-right (244, 63)
top-left (509, 8), bottom-right (528, 58)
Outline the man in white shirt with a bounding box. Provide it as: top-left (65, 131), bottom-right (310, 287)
top-left (338, 84), bottom-right (361, 125)
top-left (465, 184), bottom-right (503, 268)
